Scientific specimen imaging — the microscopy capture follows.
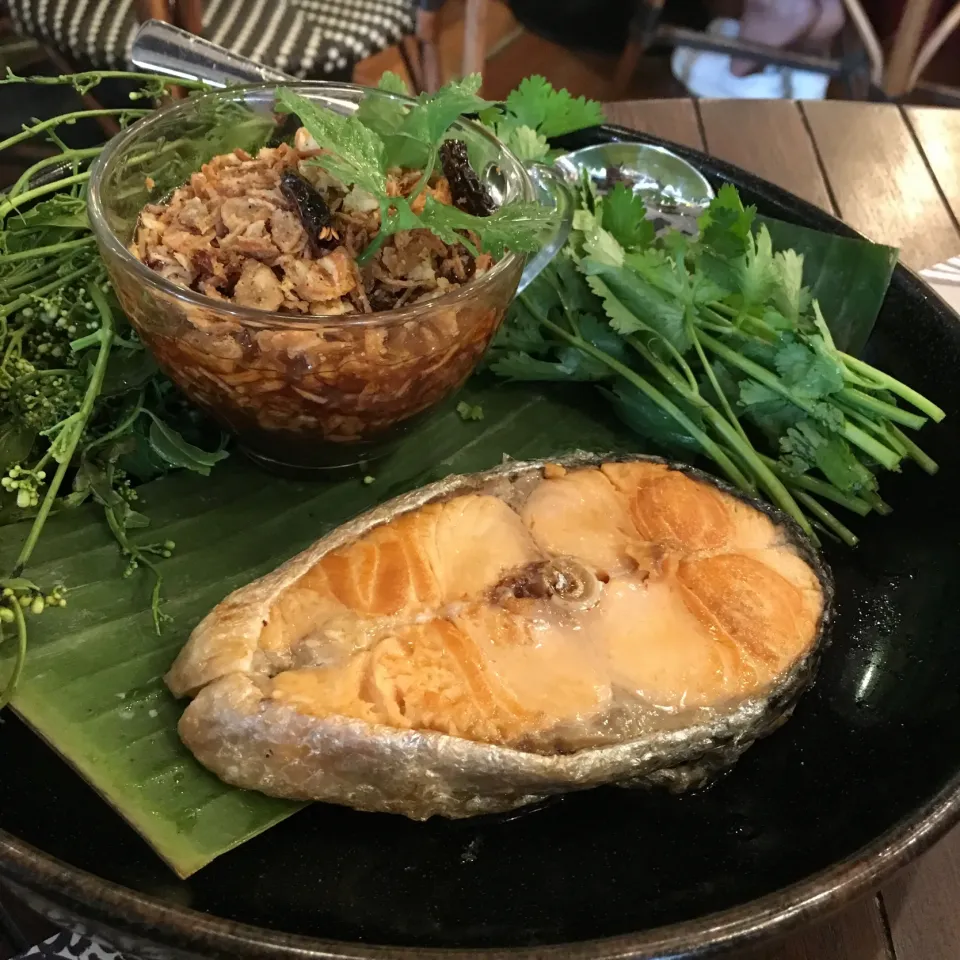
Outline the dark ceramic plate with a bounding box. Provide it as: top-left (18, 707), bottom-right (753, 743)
top-left (2, 125), bottom-right (960, 960)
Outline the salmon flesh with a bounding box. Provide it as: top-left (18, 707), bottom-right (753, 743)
top-left (166, 453), bottom-right (832, 819)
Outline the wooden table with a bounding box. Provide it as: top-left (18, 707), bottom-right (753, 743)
top-left (604, 97), bottom-right (960, 960)
top-left (2, 98), bottom-right (960, 960)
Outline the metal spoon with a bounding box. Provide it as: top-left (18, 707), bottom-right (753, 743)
top-left (553, 141), bottom-right (715, 237)
top-left (131, 19), bottom-right (291, 87)
top-left (129, 20), bottom-right (714, 289)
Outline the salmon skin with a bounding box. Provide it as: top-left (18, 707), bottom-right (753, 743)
top-left (166, 452), bottom-right (833, 820)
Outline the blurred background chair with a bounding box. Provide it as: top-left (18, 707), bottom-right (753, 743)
top-left (612, 0), bottom-right (885, 99)
top-left (2, 0), bottom-right (438, 89)
top-left (883, 0), bottom-right (960, 102)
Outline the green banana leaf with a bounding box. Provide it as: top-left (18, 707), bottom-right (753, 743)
top-left (0, 382), bottom-right (634, 878)
top-left (760, 216), bottom-right (898, 355)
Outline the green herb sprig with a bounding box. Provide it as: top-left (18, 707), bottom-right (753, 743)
top-left (274, 74), bottom-right (561, 265)
top-left (479, 75), bottom-right (606, 162)
top-left (490, 183), bottom-right (944, 548)
top-left (0, 70), bottom-right (230, 704)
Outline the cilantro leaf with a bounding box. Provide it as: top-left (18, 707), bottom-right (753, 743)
top-left (486, 298), bottom-right (551, 361)
top-left (276, 88), bottom-right (386, 195)
top-left (418, 196), bottom-right (556, 257)
top-left (774, 334), bottom-right (844, 399)
top-left (600, 183), bottom-right (655, 250)
top-left (698, 184), bottom-right (756, 260)
top-left (771, 248), bottom-right (809, 323)
top-left (504, 75), bottom-right (605, 137)
top-left (496, 123), bottom-right (550, 162)
top-left (780, 420), bottom-right (877, 493)
top-left (379, 195), bottom-right (426, 235)
top-left (582, 262), bottom-right (691, 357)
top-left (377, 71), bottom-right (410, 94)
top-left (762, 307), bottom-right (795, 332)
top-left (738, 380), bottom-right (805, 443)
top-left (381, 75), bottom-right (490, 169)
top-left (735, 224), bottom-right (778, 310)
top-left (577, 313), bottom-right (632, 366)
top-left (553, 254), bottom-right (600, 317)
top-left (627, 246), bottom-right (725, 309)
top-left (355, 74), bottom-right (411, 142)
top-left (739, 380), bottom-right (783, 407)
top-left (572, 207), bottom-right (624, 266)
top-left (697, 358), bottom-right (741, 409)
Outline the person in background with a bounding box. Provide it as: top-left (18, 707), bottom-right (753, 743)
top-left (672, 0), bottom-right (847, 98)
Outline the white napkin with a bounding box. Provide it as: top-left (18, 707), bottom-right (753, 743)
top-left (671, 17), bottom-right (830, 100)
top-left (921, 257), bottom-right (960, 315)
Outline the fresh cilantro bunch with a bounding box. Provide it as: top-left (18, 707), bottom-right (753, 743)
top-left (275, 74), bottom-right (559, 264)
top-left (490, 182), bottom-right (945, 548)
top-left (479, 75), bottom-right (606, 162)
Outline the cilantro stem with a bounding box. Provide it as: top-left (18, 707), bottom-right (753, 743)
top-left (531, 311), bottom-right (754, 494)
top-left (862, 490), bottom-right (892, 515)
top-left (838, 387), bottom-right (927, 430)
top-left (757, 454), bottom-right (872, 516)
top-left (690, 327), bottom-right (751, 445)
top-left (0, 109), bottom-right (150, 154)
top-left (707, 301), bottom-right (777, 340)
top-left (621, 333), bottom-right (817, 538)
top-left (888, 424), bottom-right (938, 474)
top-left (793, 490), bottom-right (858, 547)
top-left (0, 172), bottom-right (91, 220)
top-left (409, 147), bottom-right (437, 204)
top-left (12, 281), bottom-right (114, 575)
top-left (0, 237), bottom-right (96, 264)
top-left (699, 331), bottom-right (903, 471)
top-left (0, 601), bottom-right (27, 712)
top-left (842, 404), bottom-right (908, 456)
top-left (357, 203), bottom-right (391, 266)
top-left (702, 406), bottom-right (815, 537)
top-left (588, 276), bottom-right (700, 392)
top-left (839, 352), bottom-right (946, 422)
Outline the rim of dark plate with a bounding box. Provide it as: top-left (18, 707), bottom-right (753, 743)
top-left (2, 123), bottom-right (958, 960)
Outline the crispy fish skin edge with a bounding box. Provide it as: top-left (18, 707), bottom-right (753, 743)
top-left (168, 452), bottom-right (835, 820)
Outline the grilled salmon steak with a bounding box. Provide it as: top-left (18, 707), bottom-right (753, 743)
top-left (167, 455), bottom-right (831, 819)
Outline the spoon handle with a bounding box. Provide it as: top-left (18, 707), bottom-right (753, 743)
top-left (131, 19), bottom-right (295, 88)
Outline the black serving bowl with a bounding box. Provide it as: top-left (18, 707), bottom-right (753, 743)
top-left (1, 124), bottom-right (960, 959)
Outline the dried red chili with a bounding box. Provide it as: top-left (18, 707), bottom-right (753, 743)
top-left (279, 169), bottom-right (340, 254)
top-left (439, 139), bottom-right (496, 217)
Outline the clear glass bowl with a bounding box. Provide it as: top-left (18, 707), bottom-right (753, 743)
top-left (87, 83), bottom-right (530, 471)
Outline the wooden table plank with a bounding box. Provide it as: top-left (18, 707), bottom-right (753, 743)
top-left (903, 106), bottom-right (960, 230)
top-left (801, 100), bottom-right (960, 270)
top-left (698, 99), bottom-right (835, 212)
top-left (740, 896), bottom-right (893, 960)
top-left (883, 824), bottom-right (960, 960)
top-left (602, 99), bottom-right (704, 151)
